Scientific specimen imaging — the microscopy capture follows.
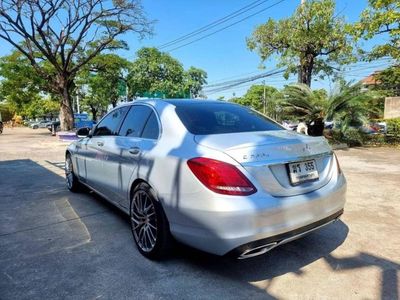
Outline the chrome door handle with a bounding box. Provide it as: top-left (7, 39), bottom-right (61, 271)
top-left (129, 147), bottom-right (141, 155)
top-left (97, 141), bottom-right (104, 147)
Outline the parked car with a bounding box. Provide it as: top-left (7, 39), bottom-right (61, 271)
top-left (30, 120), bottom-right (51, 129)
top-left (66, 100), bottom-right (346, 260)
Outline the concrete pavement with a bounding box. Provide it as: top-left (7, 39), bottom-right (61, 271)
top-left (0, 127), bottom-right (399, 299)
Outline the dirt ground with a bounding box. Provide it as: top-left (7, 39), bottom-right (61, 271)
top-left (0, 127), bottom-right (399, 299)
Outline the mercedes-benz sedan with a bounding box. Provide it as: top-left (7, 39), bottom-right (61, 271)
top-left (65, 99), bottom-right (346, 259)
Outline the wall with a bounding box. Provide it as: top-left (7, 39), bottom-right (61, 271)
top-left (384, 97), bottom-right (400, 119)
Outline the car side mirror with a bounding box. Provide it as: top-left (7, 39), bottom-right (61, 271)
top-left (76, 127), bottom-right (91, 138)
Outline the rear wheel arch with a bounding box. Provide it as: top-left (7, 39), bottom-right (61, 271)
top-left (129, 178), bottom-right (162, 203)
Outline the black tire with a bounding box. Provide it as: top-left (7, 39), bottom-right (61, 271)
top-left (32, 125), bottom-right (38, 129)
top-left (130, 182), bottom-right (172, 260)
top-left (65, 154), bottom-right (83, 192)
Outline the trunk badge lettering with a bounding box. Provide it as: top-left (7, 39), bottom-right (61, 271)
top-left (243, 153), bottom-right (269, 160)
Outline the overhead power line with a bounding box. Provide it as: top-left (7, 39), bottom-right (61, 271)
top-left (203, 59), bottom-right (395, 96)
top-left (163, 0), bottom-right (287, 52)
top-left (158, 0), bottom-right (273, 50)
top-left (203, 69), bottom-right (285, 94)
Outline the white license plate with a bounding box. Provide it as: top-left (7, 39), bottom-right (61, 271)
top-left (288, 160), bottom-right (319, 185)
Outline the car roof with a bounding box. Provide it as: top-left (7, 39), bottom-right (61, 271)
top-left (132, 98), bottom-right (231, 106)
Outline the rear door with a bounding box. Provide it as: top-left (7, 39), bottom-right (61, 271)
top-left (114, 105), bottom-right (160, 208)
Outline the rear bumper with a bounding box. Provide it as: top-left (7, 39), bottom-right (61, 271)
top-left (229, 209), bottom-right (343, 259)
top-left (167, 174), bottom-right (346, 256)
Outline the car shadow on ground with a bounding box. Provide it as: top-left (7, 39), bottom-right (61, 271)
top-left (0, 159), bottom-right (398, 299)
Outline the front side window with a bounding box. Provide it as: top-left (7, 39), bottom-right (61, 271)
top-left (93, 107), bottom-right (128, 136)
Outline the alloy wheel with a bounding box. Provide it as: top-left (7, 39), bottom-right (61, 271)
top-left (65, 156), bottom-right (74, 189)
top-left (131, 190), bottom-right (158, 252)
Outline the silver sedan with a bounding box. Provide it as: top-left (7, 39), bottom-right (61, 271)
top-left (65, 99), bottom-right (346, 260)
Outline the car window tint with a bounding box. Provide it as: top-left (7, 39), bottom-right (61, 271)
top-left (93, 107), bottom-right (128, 136)
top-left (141, 112), bottom-right (160, 139)
top-left (175, 103), bottom-right (283, 135)
top-left (119, 105), bottom-right (152, 137)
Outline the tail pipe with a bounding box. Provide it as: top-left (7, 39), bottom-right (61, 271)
top-left (238, 216), bottom-right (340, 259)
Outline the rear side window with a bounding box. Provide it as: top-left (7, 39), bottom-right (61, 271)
top-left (119, 105), bottom-right (152, 137)
top-left (93, 107), bottom-right (128, 136)
top-left (141, 112), bottom-right (160, 139)
top-left (175, 103), bottom-right (283, 135)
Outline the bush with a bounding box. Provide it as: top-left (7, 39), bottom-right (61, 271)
top-left (363, 133), bottom-right (386, 146)
top-left (343, 128), bottom-right (364, 147)
top-left (386, 118), bottom-right (400, 138)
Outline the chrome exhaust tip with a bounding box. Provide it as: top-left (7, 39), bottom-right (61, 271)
top-left (238, 242), bottom-right (278, 259)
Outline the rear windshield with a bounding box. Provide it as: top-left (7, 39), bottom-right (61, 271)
top-left (175, 102), bottom-right (283, 135)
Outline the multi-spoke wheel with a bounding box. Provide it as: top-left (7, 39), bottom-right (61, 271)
top-left (130, 183), bottom-right (172, 259)
top-left (65, 154), bottom-right (82, 192)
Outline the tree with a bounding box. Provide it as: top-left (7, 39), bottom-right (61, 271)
top-left (247, 0), bottom-right (355, 86)
top-left (232, 85), bottom-right (281, 119)
top-left (375, 66), bottom-right (400, 96)
top-left (281, 82), bottom-right (375, 135)
top-left (128, 47), bottom-right (186, 98)
top-left (127, 47), bottom-right (207, 98)
top-left (77, 54), bottom-right (130, 120)
top-left (185, 67), bottom-right (208, 98)
top-left (21, 97), bottom-right (59, 119)
top-left (352, 0), bottom-right (400, 61)
top-left (0, 51), bottom-right (46, 113)
top-left (0, 0), bottom-right (151, 130)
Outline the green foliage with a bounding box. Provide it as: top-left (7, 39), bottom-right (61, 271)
top-left (351, 0), bottom-right (400, 60)
top-left (0, 52), bottom-right (47, 113)
top-left (375, 66), bottom-right (400, 96)
top-left (232, 85), bottom-right (281, 119)
top-left (127, 48), bottom-right (207, 99)
top-left (386, 118), bottom-right (400, 139)
top-left (280, 84), bottom-right (328, 122)
top-left (247, 0), bottom-right (355, 86)
top-left (128, 48), bottom-right (186, 98)
top-left (281, 82), bottom-right (377, 132)
top-left (78, 53), bottom-right (130, 120)
top-left (0, 102), bottom-right (15, 122)
top-left (343, 128), bottom-right (364, 147)
top-left (20, 97), bottom-right (59, 119)
top-left (185, 67), bottom-right (208, 98)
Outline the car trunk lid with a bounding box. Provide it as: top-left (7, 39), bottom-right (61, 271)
top-left (194, 130), bottom-right (334, 197)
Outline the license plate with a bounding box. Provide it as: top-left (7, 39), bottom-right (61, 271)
top-left (287, 160), bottom-right (319, 185)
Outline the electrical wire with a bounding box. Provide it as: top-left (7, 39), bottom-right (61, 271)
top-left (158, 0), bottom-right (272, 49)
top-left (163, 0), bottom-right (287, 52)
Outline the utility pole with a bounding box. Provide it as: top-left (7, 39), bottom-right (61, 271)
top-left (262, 80), bottom-right (266, 115)
top-left (76, 93), bottom-right (80, 114)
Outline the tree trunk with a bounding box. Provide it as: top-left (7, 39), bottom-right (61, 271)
top-left (58, 76), bottom-right (74, 131)
top-left (90, 105), bottom-right (98, 121)
top-left (298, 53), bottom-right (314, 87)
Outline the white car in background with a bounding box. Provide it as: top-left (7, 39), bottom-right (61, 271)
top-left (30, 120), bottom-right (51, 129)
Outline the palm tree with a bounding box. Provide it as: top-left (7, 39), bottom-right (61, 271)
top-left (280, 82), bottom-right (375, 136)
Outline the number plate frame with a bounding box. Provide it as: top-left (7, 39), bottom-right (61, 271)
top-left (287, 159), bottom-right (319, 186)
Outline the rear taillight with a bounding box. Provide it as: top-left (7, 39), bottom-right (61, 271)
top-left (334, 153), bottom-right (342, 174)
top-left (187, 157), bottom-right (257, 196)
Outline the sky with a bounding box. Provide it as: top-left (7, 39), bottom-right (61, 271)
top-left (0, 0), bottom-right (393, 99)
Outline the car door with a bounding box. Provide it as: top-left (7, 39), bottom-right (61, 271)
top-left (85, 106), bottom-right (129, 201)
top-left (113, 104), bottom-right (157, 208)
